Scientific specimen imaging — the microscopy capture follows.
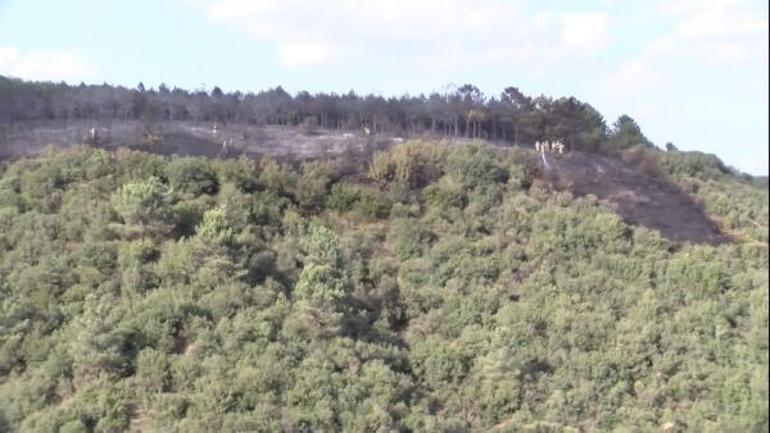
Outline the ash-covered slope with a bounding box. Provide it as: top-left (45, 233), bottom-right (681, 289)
top-left (543, 151), bottom-right (730, 245)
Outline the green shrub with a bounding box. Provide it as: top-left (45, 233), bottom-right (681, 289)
top-left (446, 143), bottom-right (507, 189)
top-left (136, 347), bottom-right (170, 392)
top-left (327, 182), bottom-right (361, 212)
top-left (661, 150), bottom-right (732, 181)
top-left (351, 187), bottom-right (390, 220)
top-left (258, 157), bottom-right (296, 197)
top-left (387, 218), bottom-right (435, 260)
top-left (59, 419), bottom-right (89, 433)
top-left (195, 205), bottom-right (233, 245)
top-left (166, 157), bottom-right (219, 197)
top-left (504, 148), bottom-right (538, 189)
top-left (368, 151), bottom-right (394, 187)
top-left (368, 140), bottom-right (446, 188)
top-left (111, 176), bottom-right (174, 228)
top-left (117, 239), bottom-right (159, 295)
top-left (296, 161), bottom-right (333, 212)
top-left (423, 177), bottom-right (468, 210)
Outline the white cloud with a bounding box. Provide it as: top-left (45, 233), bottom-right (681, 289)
top-left (694, 42), bottom-right (752, 62)
top-left (0, 46), bottom-right (99, 82)
top-left (609, 57), bottom-right (660, 93)
top-left (661, 0), bottom-right (768, 63)
top-left (206, 0), bottom-right (281, 21)
top-left (646, 36), bottom-right (674, 56)
top-left (478, 46), bottom-right (535, 63)
top-left (279, 42), bottom-right (332, 67)
top-left (559, 13), bottom-right (610, 54)
top-left (675, 6), bottom-right (767, 39)
top-left (609, 0), bottom-right (768, 93)
top-left (196, 0), bottom-right (607, 69)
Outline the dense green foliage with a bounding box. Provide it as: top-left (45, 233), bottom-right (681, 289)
top-left (0, 143), bottom-right (767, 433)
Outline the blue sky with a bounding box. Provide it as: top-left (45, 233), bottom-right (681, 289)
top-left (1, 0), bottom-right (767, 175)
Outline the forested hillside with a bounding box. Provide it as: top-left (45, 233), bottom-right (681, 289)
top-left (0, 141), bottom-right (766, 432)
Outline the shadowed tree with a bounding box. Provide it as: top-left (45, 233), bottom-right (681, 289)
top-left (608, 114), bottom-right (654, 151)
top-left (458, 84), bottom-right (485, 138)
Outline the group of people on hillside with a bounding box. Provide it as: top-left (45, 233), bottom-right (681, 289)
top-left (535, 140), bottom-right (566, 154)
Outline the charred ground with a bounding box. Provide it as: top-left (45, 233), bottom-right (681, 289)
top-left (1, 120), bottom-right (737, 245)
